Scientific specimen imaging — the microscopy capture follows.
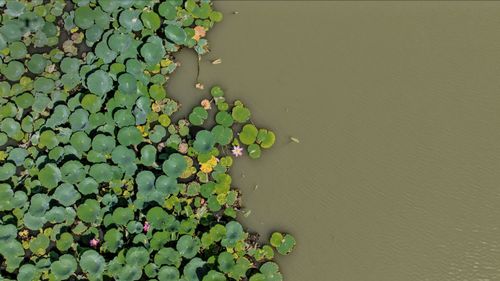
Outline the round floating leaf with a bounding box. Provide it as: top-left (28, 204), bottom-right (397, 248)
top-left (39, 130), bottom-right (59, 149)
top-left (257, 129), bottom-right (276, 149)
top-left (183, 258), bottom-right (206, 281)
top-left (0, 224), bottom-right (17, 242)
top-left (18, 264), bottom-right (38, 281)
top-left (108, 32), bottom-right (132, 53)
top-left (60, 57), bottom-right (81, 73)
top-left (92, 134), bottom-right (116, 153)
top-left (140, 40), bottom-right (165, 66)
top-left (0, 163), bottom-right (16, 181)
top-left (29, 234), bottom-right (49, 256)
top-left (74, 6), bottom-right (94, 29)
top-left (78, 178), bottom-right (98, 195)
top-left (193, 130), bottom-right (215, 154)
top-left (189, 106), bottom-right (208, 126)
top-left (203, 270), bottom-right (227, 281)
top-left (215, 111), bottom-right (233, 127)
top-left (56, 233), bottom-right (74, 252)
top-left (53, 183), bottom-right (81, 207)
top-left (212, 125), bottom-right (233, 146)
top-left (111, 145), bottom-right (136, 165)
top-left (222, 221), bottom-right (244, 248)
top-left (38, 164), bottom-right (61, 190)
top-left (76, 199), bottom-right (101, 224)
top-left (247, 144), bottom-right (261, 159)
top-left (155, 175), bottom-right (178, 195)
top-left (61, 161), bottom-right (86, 184)
top-left (118, 73), bottom-right (137, 95)
top-left (33, 77), bottom-right (55, 94)
top-left (165, 24), bottom-right (187, 45)
top-left (104, 228), bottom-right (123, 253)
top-left (81, 94), bottom-right (102, 113)
top-left (158, 2), bottom-right (177, 20)
top-left (146, 207), bottom-right (177, 231)
top-left (89, 163), bottom-right (114, 183)
top-left (157, 266), bottom-right (179, 281)
top-left (117, 126), bottom-right (143, 146)
top-left (9, 42), bottom-right (27, 59)
top-left (141, 10), bottom-right (161, 30)
top-left (239, 124), bottom-right (258, 145)
top-left (210, 86), bottom-right (224, 98)
top-left (70, 131), bottom-right (91, 152)
top-left (136, 170), bottom-right (155, 192)
top-left (114, 109), bottom-right (135, 127)
top-left (162, 153), bottom-right (187, 177)
top-left (126, 247), bottom-right (149, 267)
top-left (270, 233), bottom-right (296, 255)
top-left (26, 54), bottom-right (47, 74)
top-left (176, 235), bottom-right (200, 259)
top-left (112, 207), bottom-right (134, 226)
top-left (87, 70), bottom-right (113, 96)
top-left (80, 250), bottom-right (105, 277)
top-left (51, 255), bottom-right (77, 280)
top-left (232, 105), bottom-right (251, 123)
top-left (69, 109), bottom-right (89, 131)
top-left (140, 145), bottom-right (157, 166)
top-left (119, 9), bottom-right (143, 31)
top-left (3, 60), bottom-right (24, 81)
top-left (154, 248), bottom-right (181, 267)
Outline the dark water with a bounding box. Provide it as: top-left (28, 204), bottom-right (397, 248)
top-left (168, 2), bottom-right (500, 280)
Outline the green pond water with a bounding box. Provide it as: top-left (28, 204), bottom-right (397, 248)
top-left (168, 2), bottom-right (500, 280)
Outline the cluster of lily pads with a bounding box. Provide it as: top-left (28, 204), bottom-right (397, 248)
top-left (0, 0), bottom-right (295, 280)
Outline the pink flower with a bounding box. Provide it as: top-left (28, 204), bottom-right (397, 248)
top-left (231, 145), bottom-right (243, 157)
top-left (90, 238), bottom-right (99, 248)
top-left (143, 222), bottom-right (151, 232)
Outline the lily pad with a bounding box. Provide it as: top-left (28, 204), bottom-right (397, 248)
top-left (80, 250), bottom-right (105, 277)
top-left (87, 70), bottom-right (113, 96)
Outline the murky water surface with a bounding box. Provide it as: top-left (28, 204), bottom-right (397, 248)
top-left (168, 2), bottom-right (500, 280)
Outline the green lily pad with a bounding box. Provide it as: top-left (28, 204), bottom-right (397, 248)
top-left (165, 24), bottom-right (187, 45)
top-left (154, 248), bottom-right (181, 267)
top-left (203, 270), bottom-right (227, 281)
top-left (126, 247), bottom-right (149, 267)
top-left (112, 207), bottom-right (134, 226)
top-left (247, 143), bottom-right (261, 159)
top-left (118, 73), bottom-right (137, 95)
top-left (87, 70), bottom-right (113, 96)
top-left (162, 153), bottom-right (187, 177)
top-left (104, 228), bottom-right (123, 253)
top-left (38, 164), bottom-right (62, 190)
top-left (50, 255), bottom-right (77, 280)
top-left (221, 221), bottom-right (244, 248)
top-left (0, 162), bottom-right (16, 181)
top-left (117, 126), bottom-right (143, 146)
top-left (53, 183), bottom-right (81, 207)
top-left (74, 6), bottom-right (94, 29)
top-left (80, 250), bottom-right (105, 277)
top-left (232, 104), bottom-right (251, 123)
top-left (56, 233), bottom-right (74, 252)
top-left (2, 60), bottom-right (24, 81)
top-left (119, 9), bottom-right (143, 31)
top-left (239, 124), bottom-right (258, 145)
top-left (270, 232), bottom-right (296, 255)
top-left (29, 234), bottom-right (49, 256)
top-left (26, 54), bottom-right (48, 74)
top-left (76, 199), bottom-right (101, 224)
top-left (256, 129), bottom-right (276, 149)
top-left (193, 130), bottom-right (215, 154)
top-left (176, 235), bottom-right (200, 259)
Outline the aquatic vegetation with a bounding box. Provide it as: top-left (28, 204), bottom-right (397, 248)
top-left (0, 0), bottom-right (295, 280)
